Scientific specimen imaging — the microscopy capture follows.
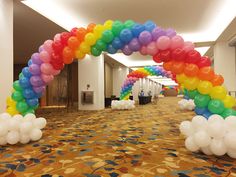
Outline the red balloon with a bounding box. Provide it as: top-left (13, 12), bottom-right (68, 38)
top-left (60, 32), bottom-right (72, 45)
top-left (197, 56), bottom-right (212, 68)
top-left (50, 53), bottom-right (64, 70)
top-left (52, 40), bottom-right (64, 54)
top-left (159, 50), bottom-right (171, 62)
top-left (153, 54), bottom-right (162, 63)
top-left (171, 48), bottom-right (186, 61)
top-left (70, 27), bottom-right (78, 36)
top-left (185, 50), bottom-right (201, 63)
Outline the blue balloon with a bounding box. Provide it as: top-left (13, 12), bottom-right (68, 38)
top-left (202, 110), bottom-right (212, 119)
top-left (26, 98), bottom-right (39, 107)
top-left (28, 59), bottom-right (33, 66)
top-left (144, 20), bottom-right (156, 32)
top-left (22, 67), bottom-right (32, 78)
top-left (194, 107), bottom-right (207, 115)
top-left (107, 44), bottom-right (117, 54)
top-left (183, 95), bottom-right (189, 100)
top-left (23, 88), bottom-right (37, 99)
top-left (131, 23), bottom-right (145, 37)
top-left (19, 76), bottom-right (31, 89)
top-left (120, 29), bottom-right (133, 44)
top-left (112, 37), bottom-right (124, 49)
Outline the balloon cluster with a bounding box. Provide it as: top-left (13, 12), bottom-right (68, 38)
top-left (178, 99), bottom-right (195, 110)
top-left (111, 100), bottom-right (135, 110)
top-left (180, 115), bottom-right (236, 158)
top-left (0, 113), bottom-right (46, 145)
top-left (120, 66), bottom-right (173, 100)
top-left (160, 85), bottom-right (179, 95)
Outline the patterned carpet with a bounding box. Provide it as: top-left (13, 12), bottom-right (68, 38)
top-left (0, 97), bottom-right (236, 177)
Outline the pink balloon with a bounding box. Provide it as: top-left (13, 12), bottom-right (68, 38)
top-left (41, 74), bottom-right (54, 83)
top-left (140, 46), bottom-right (147, 55)
top-left (156, 36), bottom-right (171, 50)
top-left (183, 41), bottom-right (195, 52)
top-left (54, 33), bottom-right (61, 41)
top-left (43, 40), bottom-right (53, 54)
top-left (51, 68), bottom-right (61, 76)
top-left (170, 35), bottom-right (184, 49)
top-left (39, 51), bottom-right (51, 63)
top-left (41, 63), bottom-right (54, 75)
top-left (146, 42), bottom-right (158, 56)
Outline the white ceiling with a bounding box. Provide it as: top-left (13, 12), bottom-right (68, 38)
top-left (19, 0), bottom-right (236, 68)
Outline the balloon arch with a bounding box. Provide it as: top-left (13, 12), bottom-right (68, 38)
top-left (7, 20), bottom-right (236, 118)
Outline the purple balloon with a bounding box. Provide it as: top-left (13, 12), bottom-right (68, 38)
top-left (39, 45), bottom-right (44, 52)
top-left (138, 31), bottom-right (152, 45)
top-left (166, 28), bottom-right (176, 38)
top-left (122, 45), bottom-right (133, 55)
top-left (29, 64), bottom-right (41, 75)
top-left (31, 53), bottom-right (43, 65)
top-left (151, 27), bottom-right (166, 41)
top-left (30, 76), bottom-right (45, 87)
top-left (128, 38), bottom-right (141, 51)
top-left (33, 86), bottom-right (46, 94)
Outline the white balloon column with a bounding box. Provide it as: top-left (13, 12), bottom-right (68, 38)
top-left (178, 99), bottom-right (195, 110)
top-left (180, 115), bottom-right (236, 158)
top-left (111, 100), bottom-right (135, 110)
top-left (0, 113), bottom-right (47, 145)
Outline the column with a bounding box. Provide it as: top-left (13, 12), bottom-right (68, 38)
top-left (0, 0), bottom-right (13, 112)
top-left (214, 42), bottom-right (236, 92)
top-left (78, 55), bottom-right (104, 110)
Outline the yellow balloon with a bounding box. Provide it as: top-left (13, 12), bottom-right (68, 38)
top-left (79, 42), bottom-right (90, 54)
top-left (75, 50), bottom-right (85, 60)
top-left (84, 33), bottom-right (96, 46)
top-left (6, 97), bottom-right (16, 107)
top-left (176, 73), bottom-right (187, 84)
top-left (184, 76), bottom-right (199, 90)
top-left (223, 95), bottom-right (236, 108)
top-left (210, 86), bottom-right (227, 100)
top-left (104, 20), bottom-right (113, 30)
top-left (93, 24), bottom-right (105, 38)
top-left (6, 106), bottom-right (19, 116)
top-left (197, 81), bottom-right (213, 95)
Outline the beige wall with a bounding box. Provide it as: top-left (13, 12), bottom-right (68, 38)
top-left (0, 0), bottom-right (13, 112)
top-left (104, 63), bottom-right (113, 97)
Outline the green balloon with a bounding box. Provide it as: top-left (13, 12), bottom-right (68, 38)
top-left (183, 88), bottom-right (188, 96)
top-left (124, 20), bottom-right (135, 29)
top-left (101, 30), bottom-right (114, 43)
top-left (95, 39), bottom-right (107, 51)
top-left (221, 108), bottom-right (236, 118)
top-left (188, 89), bottom-right (199, 99)
top-left (13, 80), bottom-right (23, 91)
top-left (194, 94), bottom-right (211, 108)
top-left (112, 20), bottom-right (124, 36)
top-left (22, 108), bottom-right (35, 116)
top-left (208, 99), bottom-right (225, 114)
top-left (19, 72), bottom-right (24, 79)
top-left (12, 91), bottom-right (24, 101)
top-left (16, 101), bottom-right (29, 113)
top-left (91, 46), bottom-right (102, 57)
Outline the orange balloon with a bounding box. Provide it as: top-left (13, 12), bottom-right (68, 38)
top-left (163, 61), bottom-right (173, 71)
top-left (198, 66), bottom-right (215, 81)
top-left (76, 27), bottom-right (87, 41)
top-left (68, 36), bottom-right (80, 49)
top-left (63, 47), bottom-right (74, 64)
top-left (171, 61), bottom-right (185, 74)
top-left (211, 74), bottom-right (224, 86)
top-left (87, 23), bottom-right (96, 33)
top-left (184, 63), bottom-right (199, 77)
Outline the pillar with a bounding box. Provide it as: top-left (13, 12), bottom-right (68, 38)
top-left (78, 55), bottom-right (104, 110)
top-left (0, 0), bottom-right (13, 112)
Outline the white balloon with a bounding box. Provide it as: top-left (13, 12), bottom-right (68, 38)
top-left (208, 121), bottom-right (226, 139)
top-left (20, 134), bottom-right (30, 144)
top-left (201, 146), bottom-right (213, 155)
top-left (208, 114), bottom-right (224, 124)
top-left (24, 113), bottom-right (36, 120)
top-left (20, 122), bottom-right (33, 134)
top-left (210, 138), bottom-right (227, 156)
top-left (185, 136), bottom-right (199, 152)
top-left (0, 122), bottom-right (8, 136)
top-left (6, 131), bottom-right (20, 145)
top-left (30, 129), bottom-right (42, 141)
top-left (0, 136), bottom-right (7, 145)
top-left (33, 118), bottom-right (47, 129)
top-left (179, 121), bottom-right (194, 136)
top-left (193, 130), bottom-right (211, 147)
top-left (192, 116), bottom-right (208, 131)
top-left (8, 119), bottom-right (20, 131)
top-left (225, 116), bottom-right (236, 132)
top-left (13, 114), bottom-right (23, 122)
top-left (0, 113), bottom-right (11, 121)
top-left (224, 132), bottom-right (236, 150)
top-left (227, 149), bottom-right (236, 158)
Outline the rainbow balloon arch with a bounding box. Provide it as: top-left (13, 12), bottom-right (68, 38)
top-left (2, 20), bottom-right (236, 157)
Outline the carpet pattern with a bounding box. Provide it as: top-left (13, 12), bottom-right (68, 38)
top-left (0, 97), bottom-right (236, 177)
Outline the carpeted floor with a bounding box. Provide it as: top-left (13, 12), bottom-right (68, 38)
top-left (0, 97), bottom-right (236, 177)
